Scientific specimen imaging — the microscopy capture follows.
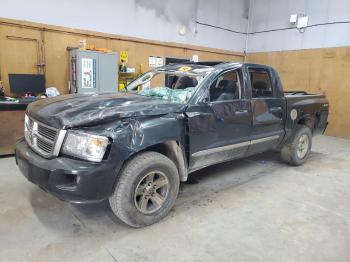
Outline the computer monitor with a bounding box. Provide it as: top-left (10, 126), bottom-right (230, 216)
top-left (9, 74), bottom-right (45, 95)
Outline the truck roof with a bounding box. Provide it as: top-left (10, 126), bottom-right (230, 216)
top-left (167, 61), bottom-right (270, 69)
top-left (155, 61), bottom-right (274, 76)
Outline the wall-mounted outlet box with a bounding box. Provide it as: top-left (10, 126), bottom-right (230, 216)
top-left (290, 14), bottom-right (298, 24)
top-left (297, 16), bottom-right (308, 28)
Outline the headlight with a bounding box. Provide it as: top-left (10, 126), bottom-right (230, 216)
top-left (62, 131), bottom-right (109, 162)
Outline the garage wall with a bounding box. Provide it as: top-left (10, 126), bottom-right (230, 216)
top-left (0, 17), bottom-right (244, 97)
top-left (1, 1), bottom-right (349, 138)
top-left (247, 0), bottom-right (350, 52)
top-left (246, 0), bottom-right (350, 138)
top-left (0, 0), bottom-right (249, 53)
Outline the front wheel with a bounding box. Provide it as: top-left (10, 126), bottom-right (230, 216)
top-left (281, 125), bottom-right (312, 166)
top-left (109, 151), bottom-right (179, 228)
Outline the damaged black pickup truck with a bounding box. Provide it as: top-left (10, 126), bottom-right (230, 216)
top-left (15, 62), bottom-right (329, 227)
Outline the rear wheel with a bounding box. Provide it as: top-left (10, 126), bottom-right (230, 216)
top-left (281, 125), bottom-right (312, 166)
top-left (109, 151), bottom-right (179, 228)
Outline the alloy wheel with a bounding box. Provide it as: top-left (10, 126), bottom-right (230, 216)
top-left (134, 171), bottom-right (169, 214)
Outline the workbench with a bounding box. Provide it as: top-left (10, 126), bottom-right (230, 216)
top-left (0, 100), bottom-right (32, 156)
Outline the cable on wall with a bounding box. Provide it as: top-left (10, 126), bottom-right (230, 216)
top-left (195, 21), bottom-right (247, 35)
top-left (196, 20), bottom-right (350, 35)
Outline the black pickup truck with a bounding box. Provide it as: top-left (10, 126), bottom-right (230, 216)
top-left (15, 62), bottom-right (329, 227)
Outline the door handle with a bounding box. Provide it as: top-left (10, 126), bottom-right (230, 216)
top-left (269, 107), bottom-right (282, 112)
top-left (235, 109), bottom-right (248, 115)
top-left (269, 107), bottom-right (283, 118)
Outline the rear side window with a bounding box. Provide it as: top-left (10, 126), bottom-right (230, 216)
top-left (249, 69), bottom-right (273, 98)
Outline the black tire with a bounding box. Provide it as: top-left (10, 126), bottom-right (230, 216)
top-left (281, 125), bottom-right (312, 166)
top-left (109, 151), bottom-right (179, 228)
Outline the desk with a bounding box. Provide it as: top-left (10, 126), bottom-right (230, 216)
top-left (0, 100), bottom-right (34, 155)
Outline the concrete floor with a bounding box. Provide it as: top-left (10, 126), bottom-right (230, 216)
top-left (0, 136), bottom-right (350, 262)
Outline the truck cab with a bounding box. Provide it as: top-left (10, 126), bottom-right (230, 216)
top-left (186, 63), bottom-right (287, 171)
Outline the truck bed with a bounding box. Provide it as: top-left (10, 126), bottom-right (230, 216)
top-left (284, 91), bottom-right (324, 97)
top-left (284, 91), bottom-right (327, 100)
top-left (284, 91), bottom-right (328, 136)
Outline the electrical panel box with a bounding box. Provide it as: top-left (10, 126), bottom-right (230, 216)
top-left (69, 50), bottom-right (118, 94)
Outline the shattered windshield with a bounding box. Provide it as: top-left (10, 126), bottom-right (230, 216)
top-left (126, 65), bottom-right (214, 103)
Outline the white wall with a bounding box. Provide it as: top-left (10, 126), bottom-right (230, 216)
top-left (0, 0), bottom-right (249, 53)
top-left (4, 0), bottom-right (348, 54)
top-left (247, 0), bottom-right (350, 52)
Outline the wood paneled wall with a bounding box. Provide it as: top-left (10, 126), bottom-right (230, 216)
top-left (2, 19), bottom-right (348, 138)
top-left (0, 18), bottom-right (244, 97)
top-left (247, 47), bottom-right (350, 138)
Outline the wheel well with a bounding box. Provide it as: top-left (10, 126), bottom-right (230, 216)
top-left (142, 141), bottom-right (188, 182)
top-left (297, 116), bottom-right (315, 131)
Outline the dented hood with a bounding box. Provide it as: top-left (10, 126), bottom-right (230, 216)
top-left (26, 93), bottom-right (186, 128)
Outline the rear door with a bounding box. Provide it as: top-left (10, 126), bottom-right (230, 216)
top-left (186, 68), bottom-right (252, 171)
top-left (246, 65), bottom-right (285, 155)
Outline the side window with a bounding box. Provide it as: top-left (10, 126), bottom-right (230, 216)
top-left (209, 70), bottom-right (241, 102)
top-left (249, 68), bottom-right (273, 98)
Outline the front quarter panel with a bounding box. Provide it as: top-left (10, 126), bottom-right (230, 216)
top-left (75, 113), bottom-right (186, 162)
top-left (125, 113), bottom-right (186, 154)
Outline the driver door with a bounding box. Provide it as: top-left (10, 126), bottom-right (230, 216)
top-left (186, 68), bottom-right (252, 171)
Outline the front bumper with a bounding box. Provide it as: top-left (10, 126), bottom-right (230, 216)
top-left (15, 138), bottom-right (123, 203)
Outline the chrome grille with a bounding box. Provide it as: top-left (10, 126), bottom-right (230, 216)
top-left (25, 114), bottom-right (66, 158)
top-left (38, 125), bottom-right (57, 141)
